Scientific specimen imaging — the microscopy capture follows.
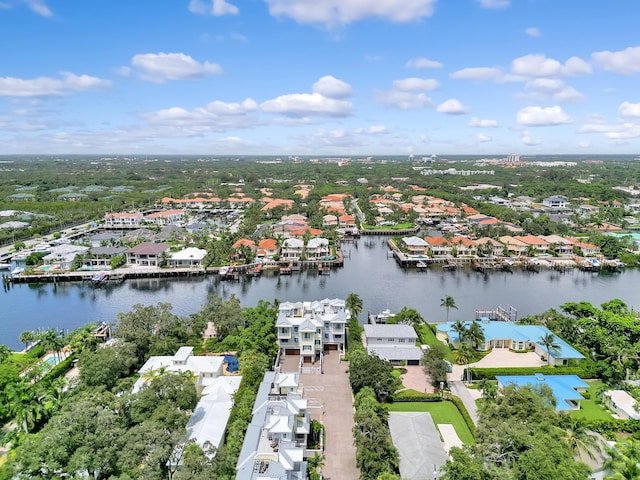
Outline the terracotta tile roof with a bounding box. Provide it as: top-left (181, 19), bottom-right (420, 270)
top-left (232, 238), bottom-right (256, 249)
top-left (258, 239), bottom-right (277, 250)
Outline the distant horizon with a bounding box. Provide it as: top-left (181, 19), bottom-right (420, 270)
top-left (2, 1), bottom-right (640, 154)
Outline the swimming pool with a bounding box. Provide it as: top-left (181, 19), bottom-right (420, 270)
top-left (43, 355), bottom-right (61, 367)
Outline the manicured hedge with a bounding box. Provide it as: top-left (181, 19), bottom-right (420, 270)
top-left (448, 395), bottom-right (476, 438)
top-left (468, 366), bottom-right (588, 380)
top-left (392, 392), bottom-right (443, 403)
top-left (584, 418), bottom-right (640, 436)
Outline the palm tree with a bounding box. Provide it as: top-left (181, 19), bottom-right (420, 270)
top-left (346, 293), bottom-right (363, 321)
top-left (538, 332), bottom-right (561, 365)
top-left (478, 378), bottom-right (497, 401)
top-left (467, 321), bottom-right (486, 349)
top-left (6, 382), bottom-right (44, 433)
top-left (455, 343), bottom-right (475, 384)
top-left (604, 440), bottom-right (640, 480)
top-left (451, 319), bottom-right (468, 345)
top-left (38, 328), bottom-right (65, 363)
top-left (563, 417), bottom-right (603, 462)
top-left (19, 330), bottom-right (35, 351)
top-left (440, 295), bottom-right (457, 322)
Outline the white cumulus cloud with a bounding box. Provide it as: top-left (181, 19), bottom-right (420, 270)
top-left (392, 77), bottom-right (440, 91)
top-left (0, 73), bottom-right (111, 97)
top-left (188, 0), bottom-right (239, 16)
top-left (512, 54), bottom-right (591, 77)
top-left (129, 52), bottom-right (222, 83)
top-left (476, 133), bottom-right (492, 142)
top-left (312, 75), bottom-right (352, 99)
top-left (524, 78), bottom-right (583, 103)
top-left (437, 98), bottom-right (471, 115)
top-left (405, 57), bottom-right (443, 69)
top-left (469, 117), bottom-right (498, 128)
top-left (264, 0), bottom-right (436, 27)
top-left (592, 46), bottom-right (640, 75)
top-left (374, 90), bottom-right (433, 110)
top-left (521, 130), bottom-right (542, 146)
top-left (619, 102), bottom-right (640, 118)
top-left (477, 0), bottom-right (510, 8)
top-left (450, 67), bottom-right (503, 81)
top-left (525, 27), bottom-right (541, 37)
top-left (517, 105), bottom-right (571, 126)
top-left (261, 93), bottom-right (352, 117)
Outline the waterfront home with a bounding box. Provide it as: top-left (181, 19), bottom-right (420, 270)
top-left (236, 371), bottom-right (311, 480)
top-left (125, 242), bottom-right (169, 267)
top-left (232, 238), bottom-right (257, 255)
top-left (401, 236), bottom-right (429, 255)
top-left (257, 238), bottom-right (279, 259)
top-left (567, 238), bottom-right (600, 256)
top-left (169, 247), bottom-right (207, 267)
top-left (540, 235), bottom-right (574, 256)
top-left (496, 374), bottom-right (588, 410)
top-left (436, 321), bottom-right (584, 366)
top-left (280, 238), bottom-right (304, 261)
top-left (276, 298), bottom-right (348, 360)
top-left (338, 214), bottom-right (356, 228)
top-left (86, 246), bottom-right (127, 269)
top-left (43, 244), bottom-right (89, 269)
top-left (133, 347), bottom-right (242, 458)
top-left (475, 237), bottom-right (505, 256)
top-left (363, 324), bottom-right (423, 366)
top-left (104, 212), bottom-right (144, 229)
top-left (144, 209), bottom-right (186, 226)
top-left (498, 235), bottom-right (528, 255)
top-left (305, 237), bottom-right (330, 259)
top-left (424, 236), bottom-right (452, 256)
top-left (88, 232), bottom-right (123, 248)
top-left (450, 236), bottom-right (477, 257)
top-left (602, 390), bottom-right (640, 419)
top-left (513, 235), bottom-right (550, 254)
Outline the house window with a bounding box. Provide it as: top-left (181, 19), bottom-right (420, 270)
top-left (281, 339), bottom-right (288, 343)
top-left (324, 333), bottom-right (329, 339)
top-left (315, 340), bottom-right (321, 345)
top-left (399, 338), bottom-right (405, 343)
top-left (294, 338), bottom-right (298, 343)
top-left (294, 326), bottom-right (299, 333)
top-left (302, 345), bottom-right (311, 351)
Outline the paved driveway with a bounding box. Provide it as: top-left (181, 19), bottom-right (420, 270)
top-left (300, 352), bottom-right (359, 480)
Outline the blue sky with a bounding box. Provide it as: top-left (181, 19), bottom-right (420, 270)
top-left (1, 0), bottom-right (640, 156)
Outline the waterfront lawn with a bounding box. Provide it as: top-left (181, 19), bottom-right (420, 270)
top-left (388, 401), bottom-right (474, 445)
top-left (571, 380), bottom-right (612, 421)
top-left (415, 324), bottom-right (455, 362)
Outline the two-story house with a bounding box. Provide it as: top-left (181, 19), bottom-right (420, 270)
top-left (363, 324), bottom-right (422, 366)
top-left (126, 242), bottom-right (169, 266)
top-left (104, 212), bottom-right (144, 229)
top-left (281, 238), bottom-right (304, 261)
top-left (305, 237), bottom-right (330, 260)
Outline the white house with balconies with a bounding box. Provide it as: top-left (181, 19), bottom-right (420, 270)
top-left (276, 298), bottom-right (349, 361)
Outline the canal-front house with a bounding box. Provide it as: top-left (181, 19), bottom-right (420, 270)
top-left (305, 237), bottom-right (330, 260)
top-left (436, 321), bottom-right (585, 366)
top-left (276, 298), bottom-right (349, 361)
top-left (168, 247), bottom-right (207, 268)
top-left (402, 236), bottom-right (428, 256)
top-left (280, 238), bottom-right (304, 261)
top-left (126, 242), bottom-right (170, 267)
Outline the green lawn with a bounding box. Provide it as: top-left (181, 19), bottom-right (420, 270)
top-left (388, 401), bottom-right (475, 445)
top-left (415, 324), bottom-right (455, 362)
top-left (570, 380), bottom-right (613, 421)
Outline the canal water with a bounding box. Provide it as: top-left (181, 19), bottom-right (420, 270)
top-left (1, 237), bottom-right (639, 350)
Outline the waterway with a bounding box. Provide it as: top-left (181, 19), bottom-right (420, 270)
top-left (2, 237), bottom-right (639, 350)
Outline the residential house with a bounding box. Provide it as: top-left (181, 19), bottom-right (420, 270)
top-left (126, 242), bottom-right (169, 266)
top-left (281, 238), bottom-right (304, 261)
top-left (424, 236), bottom-right (452, 256)
top-left (542, 196), bottom-right (568, 209)
top-left (363, 324), bottom-right (422, 366)
top-left (475, 237), bottom-right (505, 256)
top-left (338, 214), bottom-right (356, 228)
top-left (85, 246), bottom-right (127, 269)
top-left (104, 212), bottom-right (144, 229)
top-left (169, 247), bottom-right (207, 267)
top-left (499, 236), bottom-right (528, 255)
top-left (236, 371), bottom-right (311, 480)
top-left (602, 390), bottom-right (640, 419)
top-left (232, 238), bottom-right (257, 260)
top-left (305, 238), bottom-right (330, 260)
top-left (88, 232), bottom-right (123, 248)
top-left (436, 321), bottom-right (585, 366)
top-left (122, 228), bottom-right (156, 244)
top-left (257, 238), bottom-right (279, 259)
top-left (496, 374), bottom-right (588, 410)
top-left (540, 235), bottom-right (574, 256)
top-left (43, 244), bottom-right (89, 269)
top-left (322, 214), bottom-right (338, 227)
top-left (276, 298), bottom-right (349, 360)
top-left (133, 347), bottom-right (242, 457)
top-left (450, 236), bottom-right (477, 257)
top-left (567, 238), bottom-right (600, 256)
top-left (513, 235), bottom-right (550, 254)
top-left (145, 209), bottom-right (186, 226)
top-left (401, 236), bottom-right (429, 256)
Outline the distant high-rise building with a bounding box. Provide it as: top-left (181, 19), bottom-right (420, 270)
top-left (506, 153), bottom-right (520, 163)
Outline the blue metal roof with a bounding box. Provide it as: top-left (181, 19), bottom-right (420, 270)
top-left (496, 374), bottom-right (589, 410)
top-left (436, 321), bottom-right (584, 360)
